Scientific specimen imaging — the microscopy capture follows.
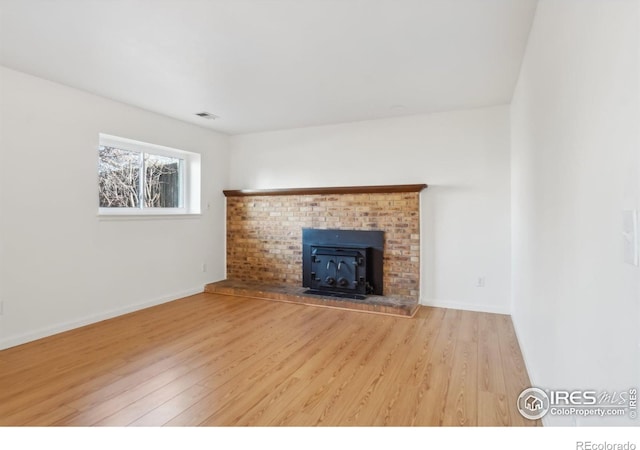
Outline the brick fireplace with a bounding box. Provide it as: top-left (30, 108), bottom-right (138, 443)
top-left (221, 184), bottom-right (426, 306)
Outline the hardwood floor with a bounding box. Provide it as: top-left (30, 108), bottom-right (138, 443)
top-left (0, 293), bottom-right (540, 426)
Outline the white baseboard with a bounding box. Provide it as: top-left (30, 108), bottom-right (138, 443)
top-left (510, 311), bottom-right (554, 427)
top-left (0, 287), bottom-right (204, 351)
top-left (420, 298), bottom-right (511, 315)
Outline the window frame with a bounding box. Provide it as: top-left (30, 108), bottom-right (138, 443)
top-left (97, 134), bottom-right (201, 216)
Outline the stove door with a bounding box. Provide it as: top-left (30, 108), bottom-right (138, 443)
top-left (309, 246), bottom-right (367, 294)
top-left (335, 257), bottom-right (357, 288)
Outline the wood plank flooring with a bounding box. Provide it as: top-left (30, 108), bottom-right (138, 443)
top-left (0, 293), bottom-right (540, 426)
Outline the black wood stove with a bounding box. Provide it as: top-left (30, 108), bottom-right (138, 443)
top-left (302, 228), bottom-right (384, 300)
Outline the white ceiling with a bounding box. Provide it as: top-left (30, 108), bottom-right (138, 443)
top-left (0, 0), bottom-right (538, 135)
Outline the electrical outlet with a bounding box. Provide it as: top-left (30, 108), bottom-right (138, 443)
top-left (623, 210), bottom-right (638, 266)
top-left (0, 300), bottom-right (4, 316)
top-left (202, 263), bottom-right (207, 273)
top-left (476, 277), bottom-right (485, 288)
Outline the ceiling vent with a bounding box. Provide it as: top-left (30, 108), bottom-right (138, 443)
top-left (195, 112), bottom-right (219, 120)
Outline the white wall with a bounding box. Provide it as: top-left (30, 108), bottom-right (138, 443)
top-left (511, 0), bottom-right (640, 426)
top-left (229, 106), bottom-right (512, 313)
top-left (0, 67), bottom-right (230, 349)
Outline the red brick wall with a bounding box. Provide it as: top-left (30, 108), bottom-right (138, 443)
top-left (226, 192), bottom-right (420, 299)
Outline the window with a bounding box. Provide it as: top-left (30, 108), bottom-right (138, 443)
top-left (98, 134), bottom-right (200, 215)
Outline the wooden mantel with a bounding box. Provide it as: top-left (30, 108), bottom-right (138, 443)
top-left (223, 183), bottom-right (428, 197)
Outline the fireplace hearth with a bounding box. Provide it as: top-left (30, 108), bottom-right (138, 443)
top-left (302, 228), bottom-right (384, 300)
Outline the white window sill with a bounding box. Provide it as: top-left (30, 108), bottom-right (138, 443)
top-left (97, 210), bottom-right (202, 221)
